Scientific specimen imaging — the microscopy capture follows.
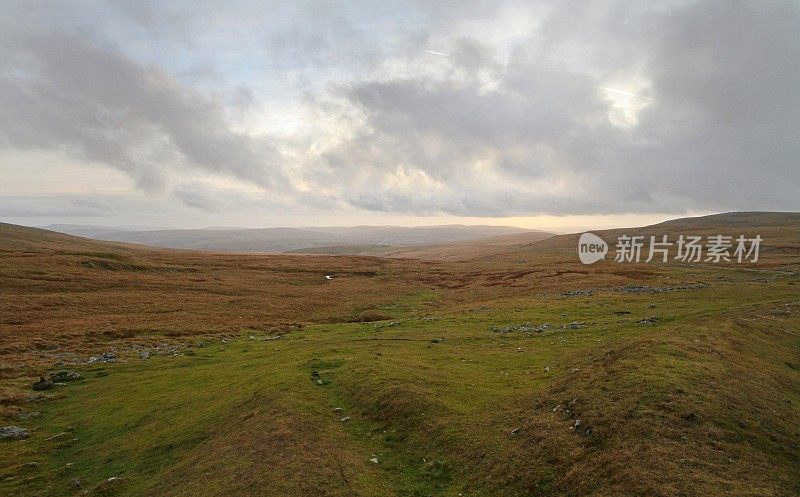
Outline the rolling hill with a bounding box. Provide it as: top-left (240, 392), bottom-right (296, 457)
top-left (43, 224), bottom-right (543, 253)
top-left (1, 213), bottom-right (799, 497)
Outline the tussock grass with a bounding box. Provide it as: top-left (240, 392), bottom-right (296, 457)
top-left (0, 219), bottom-right (799, 496)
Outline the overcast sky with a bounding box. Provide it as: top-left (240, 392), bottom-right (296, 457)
top-left (0, 0), bottom-right (798, 230)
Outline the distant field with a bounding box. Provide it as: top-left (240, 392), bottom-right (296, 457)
top-left (1, 213), bottom-right (799, 496)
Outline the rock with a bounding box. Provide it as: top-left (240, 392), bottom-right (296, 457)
top-left (573, 419), bottom-right (582, 429)
top-left (616, 284), bottom-right (708, 294)
top-left (0, 426), bottom-right (29, 440)
top-left (636, 316), bottom-right (660, 325)
top-left (139, 350), bottom-right (150, 360)
top-left (340, 416), bottom-right (350, 423)
top-left (516, 347), bottom-right (523, 352)
top-left (333, 407), bottom-right (343, 413)
top-left (544, 366), bottom-right (550, 373)
top-left (45, 431), bottom-right (69, 441)
top-left (32, 376), bottom-right (52, 391)
top-left (430, 338), bottom-right (441, 343)
top-left (70, 478), bottom-right (82, 487)
top-left (648, 304), bottom-right (657, 309)
top-left (18, 411), bottom-right (40, 420)
top-left (563, 289), bottom-right (595, 297)
top-left (369, 457), bottom-right (378, 464)
top-left (563, 321), bottom-right (586, 330)
top-left (87, 352), bottom-right (117, 364)
top-left (22, 461), bottom-right (39, 468)
top-left (315, 379), bottom-right (323, 385)
top-left (490, 323), bottom-right (550, 334)
top-left (510, 427), bottom-right (521, 436)
top-left (50, 370), bottom-right (80, 382)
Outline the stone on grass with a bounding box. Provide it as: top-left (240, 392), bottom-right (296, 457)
top-left (0, 426), bottom-right (29, 440)
top-left (50, 370), bottom-right (80, 382)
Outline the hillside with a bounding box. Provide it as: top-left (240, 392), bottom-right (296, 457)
top-left (1, 215), bottom-right (799, 497)
top-left (43, 224), bottom-right (540, 253)
top-left (289, 232), bottom-right (555, 260)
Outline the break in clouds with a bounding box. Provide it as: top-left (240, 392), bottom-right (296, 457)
top-left (0, 0), bottom-right (798, 219)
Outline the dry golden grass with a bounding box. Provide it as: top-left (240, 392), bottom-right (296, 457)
top-left (0, 216), bottom-right (798, 496)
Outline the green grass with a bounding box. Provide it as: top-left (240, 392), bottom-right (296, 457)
top-left (3, 270), bottom-right (799, 496)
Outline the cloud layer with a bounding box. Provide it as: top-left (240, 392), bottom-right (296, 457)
top-left (0, 0), bottom-right (798, 222)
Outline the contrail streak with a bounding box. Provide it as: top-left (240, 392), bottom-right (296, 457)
top-left (594, 86), bottom-right (654, 100)
top-left (425, 50), bottom-right (450, 57)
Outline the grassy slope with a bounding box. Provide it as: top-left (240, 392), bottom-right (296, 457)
top-left (289, 232), bottom-right (555, 260)
top-left (1, 215), bottom-right (799, 496)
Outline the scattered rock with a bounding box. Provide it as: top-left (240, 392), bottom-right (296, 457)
top-left (636, 316), bottom-right (660, 325)
top-left (613, 310), bottom-right (631, 315)
top-left (139, 350), bottom-right (150, 360)
top-left (70, 478), bottom-right (82, 488)
top-left (510, 427), bottom-right (521, 436)
top-left (22, 461), bottom-right (40, 468)
top-left (86, 352), bottom-right (117, 364)
top-left (616, 283), bottom-right (707, 294)
top-left (18, 411), bottom-right (40, 420)
top-left (50, 370), bottom-right (80, 382)
top-left (333, 407), bottom-right (342, 413)
top-left (544, 366), bottom-right (550, 373)
top-left (32, 376), bottom-right (52, 391)
top-left (490, 323), bottom-right (550, 334)
top-left (0, 426), bottom-right (29, 440)
top-left (369, 457), bottom-right (378, 464)
top-left (340, 416), bottom-right (350, 423)
top-left (430, 338), bottom-right (441, 343)
top-left (563, 289), bottom-right (595, 297)
top-left (648, 304), bottom-right (657, 309)
top-left (562, 321), bottom-right (586, 330)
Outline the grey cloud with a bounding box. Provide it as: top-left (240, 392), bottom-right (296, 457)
top-left (0, 195), bottom-right (110, 218)
top-left (0, 30), bottom-right (287, 192)
top-left (305, 0), bottom-right (800, 216)
top-left (0, 0), bottom-right (798, 221)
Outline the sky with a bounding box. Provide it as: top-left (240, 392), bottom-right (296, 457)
top-left (0, 0), bottom-right (798, 231)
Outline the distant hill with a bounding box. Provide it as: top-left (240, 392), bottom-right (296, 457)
top-left (41, 224), bottom-right (541, 253)
top-left (290, 231), bottom-right (556, 260)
